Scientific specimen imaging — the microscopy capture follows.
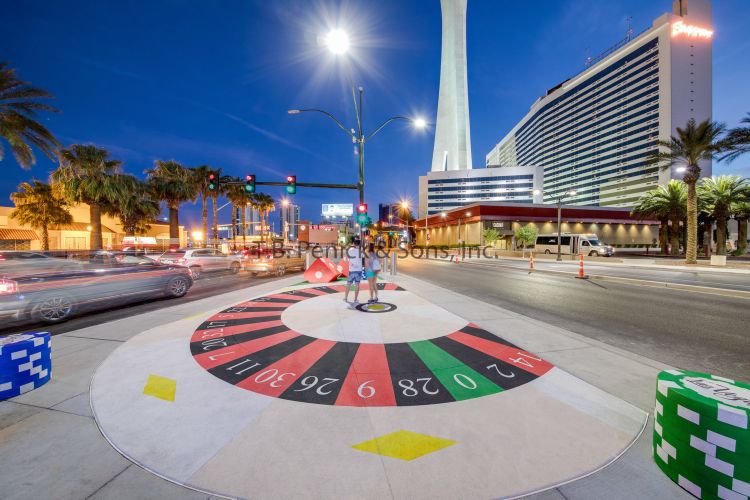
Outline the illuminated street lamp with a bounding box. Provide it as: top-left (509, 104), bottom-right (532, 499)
top-left (288, 34), bottom-right (426, 254)
top-left (533, 189), bottom-right (578, 261)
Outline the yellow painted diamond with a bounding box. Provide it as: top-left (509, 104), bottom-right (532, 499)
top-left (352, 430), bottom-right (456, 461)
top-left (143, 374), bottom-right (177, 402)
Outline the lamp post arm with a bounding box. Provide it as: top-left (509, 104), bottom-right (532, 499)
top-left (365, 116), bottom-right (411, 143)
top-left (293, 109), bottom-right (355, 140)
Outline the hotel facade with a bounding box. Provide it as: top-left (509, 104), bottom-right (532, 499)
top-left (485, 0), bottom-right (713, 208)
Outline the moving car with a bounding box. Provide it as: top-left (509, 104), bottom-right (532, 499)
top-left (0, 251), bottom-right (83, 274)
top-left (243, 248), bottom-right (306, 276)
top-left (0, 255), bottom-right (193, 324)
top-left (534, 233), bottom-right (615, 257)
top-left (156, 248), bottom-right (242, 279)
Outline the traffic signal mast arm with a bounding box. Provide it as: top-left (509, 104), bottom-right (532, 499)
top-left (213, 179), bottom-right (358, 190)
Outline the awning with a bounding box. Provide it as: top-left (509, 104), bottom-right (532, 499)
top-left (0, 228), bottom-right (39, 240)
top-left (53, 222), bottom-right (116, 233)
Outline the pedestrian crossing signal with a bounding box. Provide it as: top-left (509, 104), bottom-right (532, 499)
top-left (286, 175), bottom-right (296, 194)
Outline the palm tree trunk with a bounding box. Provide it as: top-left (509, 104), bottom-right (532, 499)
top-left (169, 203), bottom-right (179, 248)
top-left (738, 217), bottom-right (748, 254)
top-left (241, 208), bottom-right (247, 248)
top-left (659, 218), bottom-right (668, 255)
top-left (716, 215), bottom-right (727, 256)
top-left (669, 217), bottom-right (680, 256)
top-left (211, 195), bottom-right (218, 243)
top-left (231, 205), bottom-right (237, 249)
top-left (42, 225), bottom-right (49, 251)
top-left (704, 221), bottom-right (712, 257)
top-left (686, 180), bottom-right (698, 264)
top-left (201, 195), bottom-right (208, 247)
top-left (90, 204), bottom-right (103, 250)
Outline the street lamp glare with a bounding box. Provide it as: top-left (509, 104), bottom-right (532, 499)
top-left (441, 212), bottom-right (447, 218)
top-left (324, 29), bottom-right (350, 55)
top-left (287, 109), bottom-right (300, 115)
top-left (533, 189), bottom-right (541, 195)
top-left (568, 190), bottom-right (577, 196)
top-left (400, 201), bottom-right (409, 209)
top-left (413, 117), bottom-right (427, 129)
top-left (676, 166), bottom-right (687, 173)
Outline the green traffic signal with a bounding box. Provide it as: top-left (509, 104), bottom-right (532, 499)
top-left (245, 175), bottom-right (255, 193)
top-left (208, 172), bottom-right (218, 192)
top-left (286, 175), bottom-right (296, 195)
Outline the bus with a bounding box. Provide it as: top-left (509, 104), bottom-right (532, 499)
top-left (534, 233), bottom-right (614, 257)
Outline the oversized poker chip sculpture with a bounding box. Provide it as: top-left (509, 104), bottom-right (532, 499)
top-left (653, 369), bottom-right (750, 499)
top-left (0, 332), bottom-right (52, 400)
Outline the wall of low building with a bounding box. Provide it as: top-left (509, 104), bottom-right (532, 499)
top-left (417, 219), bottom-right (658, 247)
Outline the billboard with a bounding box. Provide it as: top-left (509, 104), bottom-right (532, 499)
top-left (321, 203), bottom-right (353, 218)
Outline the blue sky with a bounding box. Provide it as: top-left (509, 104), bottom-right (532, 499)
top-left (3, 0), bottom-right (749, 230)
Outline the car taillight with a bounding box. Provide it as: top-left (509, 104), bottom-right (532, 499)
top-left (0, 279), bottom-right (18, 295)
top-left (0, 254), bottom-right (5, 261)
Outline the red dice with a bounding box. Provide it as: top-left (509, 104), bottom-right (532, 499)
top-left (304, 257), bottom-right (341, 283)
top-left (335, 259), bottom-right (349, 277)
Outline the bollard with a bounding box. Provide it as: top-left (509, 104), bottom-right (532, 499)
top-left (391, 251), bottom-right (397, 275)
top-left (529, 254), bottom-right (534, 273)
top-left (576, 253), bottom-right (588, 279)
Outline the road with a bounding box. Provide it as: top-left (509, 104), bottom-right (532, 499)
top-left (0, 269), bottom-right (302, 337)
top-left (398, 257), bottom-right (750, 381)
top-left (431, 253), bottom-right (750, 292)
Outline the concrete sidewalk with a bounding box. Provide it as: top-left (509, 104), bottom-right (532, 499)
top-left (0, 273), bottom-right (690, 499)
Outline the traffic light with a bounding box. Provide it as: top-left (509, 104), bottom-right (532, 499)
top-left (356, 203), bottom-right (368, 225)
top-left (286, 175), bottom-right (296, 194)
top-left (244, 175), bottom-right (255, 194)
top-left (208, 172), bottom-right (219, 192)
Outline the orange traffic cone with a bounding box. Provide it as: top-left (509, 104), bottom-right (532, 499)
top-left (576, 253), bottom-right (588, 279)
top-left (529, 254), bottom-right (534, 273)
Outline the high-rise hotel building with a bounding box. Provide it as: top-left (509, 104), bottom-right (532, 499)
top-left (485, 0), bottom-right (713, 207)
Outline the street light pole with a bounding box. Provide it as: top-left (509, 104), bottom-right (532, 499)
top-left (556, 197), bottom-right (563, 262)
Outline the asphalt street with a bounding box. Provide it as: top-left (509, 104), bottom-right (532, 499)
top-left (398, 257), bottom-right (750, 381)
top-left (426, 253), bottom-right (750, 292)
top-left (0, 269), bottom-right (302, 337)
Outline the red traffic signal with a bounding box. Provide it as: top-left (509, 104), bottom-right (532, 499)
top-left (286, 176), bottom-right (294, 183)
top-left (246, 175), bottom-right (254, 181)
top-left (357, 203), bottom-right (367, 214)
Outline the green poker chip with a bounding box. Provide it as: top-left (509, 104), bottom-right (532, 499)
top-left (655, 409), bottom-right (750, 459)
top-left (656, 394), bottom-right (750, 450)
top-left (654, 429), bottom-right (750, 489)
top-left (653, 440), bottom-right (730, 500)
top-left (654, 423), bottom-right (750, 477)
top-left (656, 370), bottom-right (750, 429)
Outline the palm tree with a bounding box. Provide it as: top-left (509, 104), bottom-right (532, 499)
top-left (733, 201), bottom-right (750, 255)
top-left (647, 118), bottom-right (726, 264)
top-left (721, 113), bottom-right (750, 163)
top-left (632, 190), bottom-right (669, 255)
top-left (146, 160), bottom-right (195, 248)
top-left (0, 63), bottom-right (60, 169)
top-left (226, 181), bottom-right (249, 249)
top-left (632, 181), bottom-right (687, 255)
top-left (9, 180), bottom-right (72, 250)
top-left (253, 193), bottom-right (276, 246)
top-left (190, 165), bottom-right (212, 245)
top-left (52, 144), bottom-right (123, 250)
top-left (106, 175), bottom-right (160, 238)
top-left (698, 176), bottom-right (750, 256)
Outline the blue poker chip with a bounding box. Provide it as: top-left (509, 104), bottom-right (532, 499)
top-left (0, 332), bottom-right (52, 400)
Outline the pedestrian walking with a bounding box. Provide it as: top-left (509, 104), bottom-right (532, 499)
top-left (344, 237), bottom-right (363, 307)
top-left (366, 242), bottom-right (381, 303)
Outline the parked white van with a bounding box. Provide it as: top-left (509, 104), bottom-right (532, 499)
top-left (534, 233), bottom-right (615, 257)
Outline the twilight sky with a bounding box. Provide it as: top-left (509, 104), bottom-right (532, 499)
top-left (2, 0), bottom-right (749, 230)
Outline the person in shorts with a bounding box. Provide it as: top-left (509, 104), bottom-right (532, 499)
top-left (366, 242), bottom-right (381, 303)
top-left (344, 237), bottom-right (363, 306)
